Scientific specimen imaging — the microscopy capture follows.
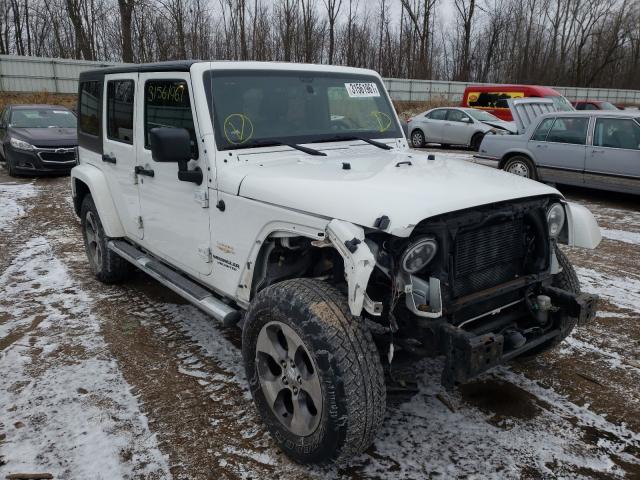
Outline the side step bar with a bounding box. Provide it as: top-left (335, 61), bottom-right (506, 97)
top-left (108, 240), bottom-right (241, 326)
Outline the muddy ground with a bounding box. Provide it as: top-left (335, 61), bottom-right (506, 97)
top-left (0, 158), bottom-right (639, 479)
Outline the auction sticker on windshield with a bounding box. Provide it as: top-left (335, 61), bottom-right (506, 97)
top-left (345, 82), bottom-right (380, 98)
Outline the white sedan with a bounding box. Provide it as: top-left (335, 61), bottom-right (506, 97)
top-left (408, 107), bottom-right (516, 151)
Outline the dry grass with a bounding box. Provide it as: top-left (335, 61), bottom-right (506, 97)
top-left (0, 92), bottom-right (77, 112)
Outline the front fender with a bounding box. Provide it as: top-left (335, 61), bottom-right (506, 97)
top-left (562, 201), bottom-right (601, 249)
top-left (71, 164), bottom-right (125, 238)
top-left (325, 219), bottom-right (375, 317)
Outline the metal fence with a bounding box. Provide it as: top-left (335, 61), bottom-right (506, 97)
top-left (382, 78), bottom-right (640, 105)
top-left (2, 54), bottom-right (640, 104)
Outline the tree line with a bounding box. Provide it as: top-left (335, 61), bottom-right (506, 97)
top-left (1, 0), bottom-right (639, 89)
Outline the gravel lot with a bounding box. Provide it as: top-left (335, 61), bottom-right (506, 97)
top-left (1, 152), bottom-right (639, 479)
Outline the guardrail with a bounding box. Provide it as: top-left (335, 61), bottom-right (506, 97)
top-left (2, 54), bottom-right (640, 104)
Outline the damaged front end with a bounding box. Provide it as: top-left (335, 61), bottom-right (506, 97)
top-left (356, 196), bottom-right (598, 388)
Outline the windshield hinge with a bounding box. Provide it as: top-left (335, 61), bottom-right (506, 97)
top-left (198, 246), bottom-right (212, 263)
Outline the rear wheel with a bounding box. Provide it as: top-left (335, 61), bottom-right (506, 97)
top-left (80, 195), bottom-right (134, 283)
top-left (411, 129), bottom-right (425, 148)
top-left (242, 278), bottom-right (386, 464)
top-left (503, 155), bottom-right (537, 180)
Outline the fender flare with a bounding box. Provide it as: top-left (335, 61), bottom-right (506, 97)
top-left (325, 219), bottom-right (375, 317)
top-left (561, 201), bottom-right (601, 249)
top-left (71, 164), bottom-right (125, 238)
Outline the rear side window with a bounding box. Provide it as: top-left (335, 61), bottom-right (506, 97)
top-left (144, 79), bottom-right (198, 158)
top-left (593, 118), bottom-right (640, 150)
top-left (79, 81), bottom-right (101, 136)
top-left (107, 80), bottom-right (135, 144)
top-left (531, 118), bottom-right (555, 141)
top-left (545, 117), bottom-right (589, 145)
top-left (427, 109), bottom-right (447, 120)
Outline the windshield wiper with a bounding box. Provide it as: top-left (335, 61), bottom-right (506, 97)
top-left (315, 135), bottom-right (393, 150)
top-left (225, 140), bottom-right (326, 156)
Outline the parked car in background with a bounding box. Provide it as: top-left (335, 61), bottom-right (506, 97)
top-left (461, 84), bottom-right (573, 121)
top-left (477, 109), bottom-right (640, 195)
top-left (572, 100), bottom-right (620, 111)
top-left (408, 107), bottom-right (516, 150)
top-left (0, 104), bottom-right (77, 176)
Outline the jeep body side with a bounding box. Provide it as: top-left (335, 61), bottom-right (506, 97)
top-left (71, 61), bottom-right (601, 464)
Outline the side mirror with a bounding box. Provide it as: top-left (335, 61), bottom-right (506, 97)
top-left (149, 127), bottom-right (191, 163)
top-left (462, 117), bottom-right (472, 123)
top-left (149, 127), bottom-right (202, 185)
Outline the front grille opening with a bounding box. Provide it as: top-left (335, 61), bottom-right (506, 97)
top-left (452, 218), bottom-right (525, 297)
top-left (40, 152), bottom-right (76, 162)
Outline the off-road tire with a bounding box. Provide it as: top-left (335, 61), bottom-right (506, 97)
top-left (242, 278), bottom-right (386, 465)
top-left (521, 245), bottom-right (580, 358)
top-left (411, 129), bottom-right (425, 148)
top-left (80, 195), bottom-right (134, 283)
top-left (503, 155), bottom-right (538, 180)
top-left (471, 133), bottom-right (484, 151)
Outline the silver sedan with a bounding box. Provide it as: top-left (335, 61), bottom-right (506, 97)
top-left (477, 110), bottom-right (640, 195)
top-left (408, 107), bottom-right (516, 151)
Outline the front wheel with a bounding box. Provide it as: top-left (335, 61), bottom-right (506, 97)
top-left (411, 129), bottom-right (425, 148)
top-left (242, 278), bottom-right (386, 464)
top-left (470, 133), bottom-right (484, 151)
top-left (503, 155), bottom-right (537, 180)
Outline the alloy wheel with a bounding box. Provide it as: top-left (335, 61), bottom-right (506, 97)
top-left (255, 321), bottom-right (322, 436)
top-left (85, 211), bottom-right (103, 270)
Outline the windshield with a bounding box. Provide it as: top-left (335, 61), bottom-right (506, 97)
top-left (10, 108), bottom-right (77, 128)
top-left (204, 70), bottom-right (401, 150)
top-left (545, 95), bottom-right (574, 112)
top-left (467, 109), bottom-right (501, 122)
top-left (599, 101), bottom-right (619, 111)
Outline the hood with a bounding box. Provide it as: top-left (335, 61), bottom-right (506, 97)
top-left (481, 120), bottom-right (518, 134)
top-left (506, 98), bottom-right (557, 133)
top-left (10, 127), bottom-right (77, 147)
top-left (219, 147), bottom-right (560, 237)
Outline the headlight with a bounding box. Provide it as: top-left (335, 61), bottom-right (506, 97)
top-left (547, 203), bottom-right (566, 238)
top-left (10, 137), bottom-right (34, 151)
top-left (401, 236), bottom-right (438, 273)
top-left (490, 128), bottom-right (508, 135)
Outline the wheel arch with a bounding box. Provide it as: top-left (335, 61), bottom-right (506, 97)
top-left (71, 164), bottom-right (125, 238)
top-left (239, 219), bottom-right (374, 318)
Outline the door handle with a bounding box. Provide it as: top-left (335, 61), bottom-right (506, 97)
top-left (102, 153), bottom-right (117, 164)
top-left (591, 149), bottom-right (605, 155)
top-left (134, 166), bottom-right (155, 177)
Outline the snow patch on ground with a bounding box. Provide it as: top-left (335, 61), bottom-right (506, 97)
top-left (0, 236), bottom-right (171, 479)
top-left (600, 228), bottom-right (640, 245)
top-left (0, 182), bottom-right (37, 231)
top-left (576, 267), bottom-right (640, 312)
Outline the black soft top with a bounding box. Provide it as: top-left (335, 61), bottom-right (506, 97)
top-left (79, 60), bottom-right (199, 81)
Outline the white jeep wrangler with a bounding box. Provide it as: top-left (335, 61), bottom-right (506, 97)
top-left (71, 61), bottom-right (601, 464)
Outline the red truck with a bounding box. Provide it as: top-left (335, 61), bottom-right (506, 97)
top-left (461, 84), bottom-right (573, 121)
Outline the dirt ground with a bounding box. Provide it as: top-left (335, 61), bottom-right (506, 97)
top-left (0, 154), bottom-right (639, 479)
